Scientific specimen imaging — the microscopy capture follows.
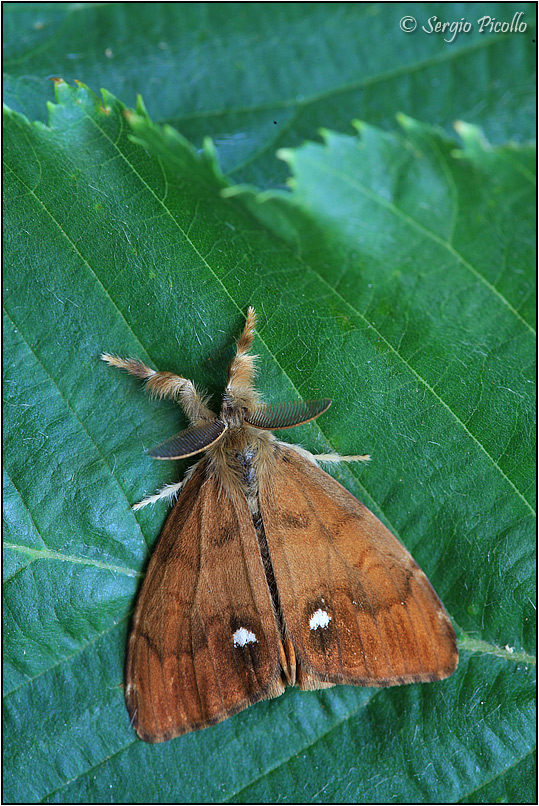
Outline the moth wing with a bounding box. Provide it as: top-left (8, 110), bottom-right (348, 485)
top-left (259, 444), bottom-right (458, 689)
top-left (126, 461), bottom-right (284, 742)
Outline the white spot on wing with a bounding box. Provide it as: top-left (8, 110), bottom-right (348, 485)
top-left (233, 627), bottom-right (257, 647)
top-left (309, 609), bottom-right (331, 630)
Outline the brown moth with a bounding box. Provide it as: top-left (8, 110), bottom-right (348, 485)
top-left (102, 308), bottom-right (458, 743)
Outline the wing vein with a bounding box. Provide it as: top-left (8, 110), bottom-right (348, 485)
top-left (236, 503), bottom-right (273, 689)
top-left (300, 479), bottom-right (378, 677)
top-left (197, 486), bottom-right (227, 718)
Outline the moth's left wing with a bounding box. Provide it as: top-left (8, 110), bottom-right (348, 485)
top-left (259, 444), bottom-right (458, 689)
top-left (126, 461), bottom-right (284, 741)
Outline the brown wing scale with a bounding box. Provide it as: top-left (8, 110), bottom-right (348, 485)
top-left (126, 461), bottom-right (284, 742)
top-left (258, 444), bottom-right (458, 689)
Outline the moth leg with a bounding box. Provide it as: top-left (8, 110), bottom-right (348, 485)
top-left (132, 479), bottom-right (186, 511)
top-left (101, 354), bottom-right (214, 423)
top-left (225, 307), bottom-right (261, 408)
top-left (283, 441), bottom-right (370, 466)
top-left (313, 453), bottom-right (371, 464)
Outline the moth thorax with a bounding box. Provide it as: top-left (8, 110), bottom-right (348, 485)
top-left (220, 396), bottom-right (247, 429)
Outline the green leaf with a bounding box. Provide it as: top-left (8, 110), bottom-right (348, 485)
top-left (3, 78), bottom-right (535, 804)
top-left (3, 3), bottom-right (536, 186)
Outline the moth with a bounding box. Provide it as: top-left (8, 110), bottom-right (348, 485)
top-left (102, 308), bottom-right (457, 743)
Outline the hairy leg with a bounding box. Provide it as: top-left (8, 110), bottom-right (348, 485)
top-left (314, 453), bottom-right (371, 463)
top-left (224, 307), bottom-right (261, 409)
top-left (101, 354), bottom-right (215, 424)
top-left (132, 479), bottom-right (186, 511)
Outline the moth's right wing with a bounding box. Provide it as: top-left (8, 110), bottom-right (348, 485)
top-left (126, 461), bottom-right (284, 742)
top-left (259, 444), bottom-right (457, 690)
